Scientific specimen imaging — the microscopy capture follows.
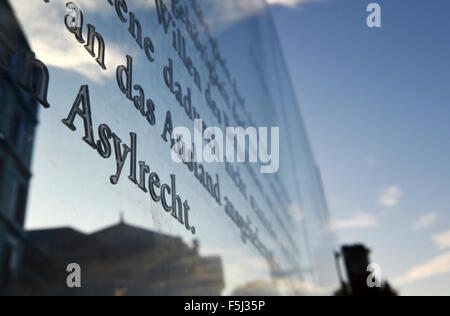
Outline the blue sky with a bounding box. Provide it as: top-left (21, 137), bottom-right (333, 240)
top-left (270, 0), bottom-right (450, 295)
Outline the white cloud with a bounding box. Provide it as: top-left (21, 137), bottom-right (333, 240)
top-left (202, 246), bottom-right (270, 295)
top-left (432, 230), bottom-right (450, 250)
top-left (379, 185), bottom-right (402, 207)
top-left (413, 213), bottom-right (437, 231)
top-left (10, 0), bottom-right (130, 83)
top-left (367, 157), bottom-right (377, 168)
top-left (275, 278), bottom-right (333, 295)
top-left (328, 212), bottom-right (378, 231)
top-left (394, 252), bottom-right (450, 285)
top-left (288, 202), bottom-right (304, 222)
top-left (267, 0), bottom-right (328, 8)
top-left (49, 0), bottom-right (156, 12)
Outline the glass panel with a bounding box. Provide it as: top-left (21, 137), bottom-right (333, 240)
top-left (0, 0), bottom-right (338, 295)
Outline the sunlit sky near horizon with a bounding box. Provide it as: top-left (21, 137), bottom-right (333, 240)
top-left (270, 0), bottom-right (450, 295)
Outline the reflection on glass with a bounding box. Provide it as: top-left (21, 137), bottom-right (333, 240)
top-left (15, 218), bottom-right (224, 296)
top-left (0, 0), bottom-right (338, 296)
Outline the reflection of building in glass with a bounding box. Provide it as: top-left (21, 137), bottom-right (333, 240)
top-left (231, 280), bottom-right (279, 296)
top-left (5, 220), bottom-right (224, 296)
top-left (0, 0), bottom-right (40, 291)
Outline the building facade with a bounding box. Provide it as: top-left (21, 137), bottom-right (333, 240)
top-left (0, 0), bottom-right (41, 291)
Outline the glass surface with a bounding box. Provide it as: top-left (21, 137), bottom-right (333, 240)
top-left (0, 0), bottom-right (338, 296)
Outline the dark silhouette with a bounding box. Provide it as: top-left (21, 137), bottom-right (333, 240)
top-left (334, 244), bottom-right (398, 296)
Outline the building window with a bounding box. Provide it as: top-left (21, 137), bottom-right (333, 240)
top-left (0, 158), bottom-right (4, 200)
top-left (0, 157), bottom-right (4, 179)
top-left (0, 79), bottom-right (6, 138)
top-left (0, 78), bottom-right (4, 103)
top-left (0, 243), bottom-right (13, 286)
top-left (14, 184), bottom-right (27, 226)
top-left (11, 113), bottom-right (24, 151)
